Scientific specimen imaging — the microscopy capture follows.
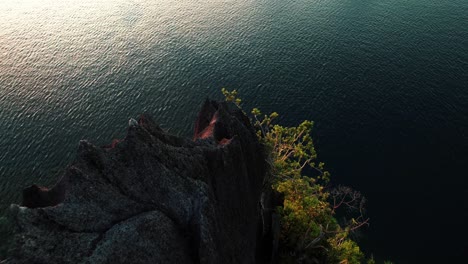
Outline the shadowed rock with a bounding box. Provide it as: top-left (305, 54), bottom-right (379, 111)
top-left (5, 100), bottom-right (272, 264)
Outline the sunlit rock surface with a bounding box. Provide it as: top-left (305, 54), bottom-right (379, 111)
top-left (6, 100), bottom-right (272, 264)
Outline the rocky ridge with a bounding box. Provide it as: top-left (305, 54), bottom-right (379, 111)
top-left (4, 100), bottom-right (278, 264)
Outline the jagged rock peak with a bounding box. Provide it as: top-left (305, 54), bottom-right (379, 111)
top-left (5, 100), bottom-right (271, 264)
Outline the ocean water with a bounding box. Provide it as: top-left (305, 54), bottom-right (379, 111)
top-left (0, 0), bottom-right (467, 262)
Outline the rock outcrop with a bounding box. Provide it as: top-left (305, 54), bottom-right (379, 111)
top-left (5, 100), bottom-right (272, 264)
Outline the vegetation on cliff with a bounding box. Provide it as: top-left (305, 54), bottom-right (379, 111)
top-left (223, 88), bottom-right (372, 263)
top-left (0, 92), bottom-right (394, 263)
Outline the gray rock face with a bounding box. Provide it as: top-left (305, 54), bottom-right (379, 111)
top-left (6, 100), bottom-right (269, 264)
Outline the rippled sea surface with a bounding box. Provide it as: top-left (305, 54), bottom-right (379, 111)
top-left (1, 0), bottom-right (467, 262)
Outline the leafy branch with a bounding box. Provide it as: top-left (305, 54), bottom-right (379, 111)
top-left (222, 88), bottom-right (371, 264)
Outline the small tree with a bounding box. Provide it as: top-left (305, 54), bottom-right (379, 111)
top-left (222, 88), bottom-right (369, 263)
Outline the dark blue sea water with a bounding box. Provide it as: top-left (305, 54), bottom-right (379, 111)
top-left (1, 0), bottom-right (467, 262)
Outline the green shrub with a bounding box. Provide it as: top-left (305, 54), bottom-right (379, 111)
top-left (222, 88), bottom-right (369, 263)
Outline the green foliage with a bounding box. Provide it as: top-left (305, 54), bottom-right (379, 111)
top-left (221, 87), bottom-right (242, 107)
top-left (222, 89), bottom-right (368, 263)
top-left (366, 255), bottom-right (376, 264)
top-left (327, 233), bottom-right (364, 264)
top-left (275, 177), bottom-right (333, 246)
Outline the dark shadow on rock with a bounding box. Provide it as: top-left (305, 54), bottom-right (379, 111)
top-left (6, 100), bottom-right (278, 264)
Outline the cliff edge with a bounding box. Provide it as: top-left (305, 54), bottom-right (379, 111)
top-left (5, 100), bottom-right (272, 264)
